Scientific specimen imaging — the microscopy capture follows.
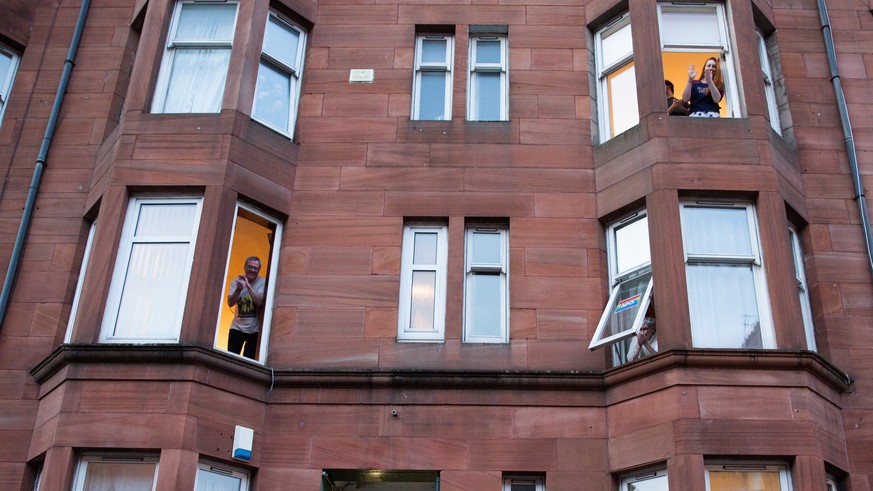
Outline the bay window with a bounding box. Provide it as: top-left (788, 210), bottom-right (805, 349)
top-left (252, 12), bottom-right (306, 137)
top-left (681, 201), bottom-right (773, 349)
top-left (595, 13), bottom-right (637, 141)
top-left (658, 2), bottom-right (739, 118)
top-left (464, 225), bottom-right (509, 343)
top-left (101, 197), bottom-right (203, 343)
top-left (412, 34), bottom-right (454, 120)
top-left (152, 1), bottom-right (239, 113)
top-left (590, 210), bottom-right (655, 365)
top-left (398, 224), bottom-right (448, 341)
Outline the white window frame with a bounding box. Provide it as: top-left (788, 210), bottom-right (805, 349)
top-left (619, 468), bottom-right (668, 490)
top-left (757, 29), bottom-right (782, 134)
top-left (658, 2), bottom-right (740, 117)
top-left (680, 201), bottom-right (774, 349)
top-left (64, 220), bottom-right (97, 343)
top-left (590, 210), bottom-right (653, 352)
top-left (503, 474), bottom-right (545, 491)
top-left (151, 0), bottom-right (239, 113)
top-left (826, 474), bottom-right (838, 491)
top-left (398, 224), bottom-right (448, 342)
top-left (71, 455), bottom-right (159, 491)
top-left (101, 197), bottom-right (203, 343)
top-left (411, 34), bottom-right (454, 120)
top-left (789, 225), bottom-right (816, 351)
top-left (595, 12), bottom-right (637, 142)
top-left (464, 225), bottom-right (509, 343)
top-left (214, 202), bottom-right (282, 361)
top-left (0, 43), bottom-right (20, 127)
top-left (705, 462), bottom-right (793, 491)
top-left (252, 12), bottom-right (306, 137)
top-left (467, 34), bottom-right (508, 121)
top-left (195, 459), bottom-right (250, 491)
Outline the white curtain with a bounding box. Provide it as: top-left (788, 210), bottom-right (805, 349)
top-left (688, 264), bottom-right (761, 348)
top-left (195, 469), bottom-right (242, 491)
top-left (81, 462), bottom-right (157, 491)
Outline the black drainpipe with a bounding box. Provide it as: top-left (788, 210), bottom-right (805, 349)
top-left (817, 0), bottom-right (873, 278)
top-left (0, 0), bottom-right (91, 326)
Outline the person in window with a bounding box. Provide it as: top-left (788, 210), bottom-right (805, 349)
top-left (227, 256), bottom-right (265, 359)
top-left (666, 80), bottom-right (676, 108)
top-left (667, 79), bottom-right (690, 116)
top-left (682, 57), bottom-right (724, 118)
top-left (627, 316), bottom-right (658, 362)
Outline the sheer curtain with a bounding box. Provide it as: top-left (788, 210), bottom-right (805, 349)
top-left (81, 462), bottom-right (157, 491)
top-left (195, 468), bottom-right (242, 491)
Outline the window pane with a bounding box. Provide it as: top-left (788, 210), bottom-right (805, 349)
top-left (82, 462), bottom-right (157, 491)
top-left (468, 274), bottom-right (501, 337)
top-left (687, 264), bottom-right (762, 348)
top-left (660, 9), bottom-right (721, 46)
top-left (602, 22), bottom-right (633, 68)
top-left (254, 62), bottom-right (292, 131)
top-left (0, 51), bottom-right (11, 89)
top-left (195, 468), bottom-right (242, 491)
top-left (604, 273), bottom-right (651, 339)
top-left (263, 17), bottom-right (301, 69)
top-left (136, 203), bottom-right (198, 237)
top-left (413, 232), bottom-right (438, 265)
top-left (476, 40), bottom-right (501, 64)
top-left (608, 63), bottom-right (638, 136)
top-left (684, 207), bottom-right (753, 256)
top-left (176, 3), bottom-right (237, 42)
top-left (410, 271), bottom-right (436, 330)
top-left (708, 470), bottom-right (783, 490)
top-left (421, 39), bottom-right (447, 63)
top-left (615, 216), bottom-right (650, 274)
top-left (163, 49), bottom-right (230, 113)
top-left (626, 474), bottom-right (669, 491)
top-left (419, 72), bottom-right (448, 120)
top-left (510, 485), bottom-right (536, 491)
top-left (474, 72), bottom-right (501, 120)
top-left (114, 243), bottom-right (189, 339)
top-left (470, 231), bottom-right (501, 264)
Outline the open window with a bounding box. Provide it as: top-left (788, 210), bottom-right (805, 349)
top-left (464, 224), bottom-right (509, 343)
top-left (590, 211), bottom-right (656, 366)
top-left (756, 29), bottom-right (782, 134)
top-left (215, 202), bottom-right (281, 362)
top-left (705, 462), bottom-right (793, 490)
top-left (594, 13), bottom-right (637, 141)
top-left (321, 470), bottom-right (439, 490)
top-left (71, 455), bottom-right (159, 491)
top-left (619, 467), bottom-right (668, 490)
top-left (195, 460), bottom-right (250, 491)
top-left (659, 2), bottom-right (738, 118)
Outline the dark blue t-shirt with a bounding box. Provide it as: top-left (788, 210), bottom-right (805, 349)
top-left (689, 80), bottom-right (722, 114)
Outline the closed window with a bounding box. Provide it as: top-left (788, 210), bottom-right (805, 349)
top-left (659, 2), bottom-right (738, 118)
top-left (71, 455), bottom-right (158, 491)
top-left (789, 226), bottom-right (816, 350)
top-left (195, 460), bottom-right (250, 491)
top-left (620, 468), bottom-right (668, 490)
top-left (398, 224), bottom-right (448, 341)
top-left (681, 201), bottom-right (773, 349)
top-left (590, 210), bottom-right (656, 366)
top-left (0, 43), bottom-right (20, 127)
top-left (595, 13), bottom-right (637, 141)
top-left (464, 225), bottom-right (509, 343)
top-left (252, 13), bottom-right (306, 136)
top-left (412, 34), bottom-right (453, 120)
top-left (152, 1), bottom-right (238, 113)
top-left (468, 34), bottom-right (508, 121)
top-left (101, 197), bottom-right (203, 343)
top-left (757, 29), bottom-right (783, 134)
top-left (705, 462), bottom-right (793, 490)
top-left (503, 474), bottom-right (545, 491)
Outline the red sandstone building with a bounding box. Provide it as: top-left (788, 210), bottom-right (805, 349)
top-left (0, 0), bottom-right (871, 489)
